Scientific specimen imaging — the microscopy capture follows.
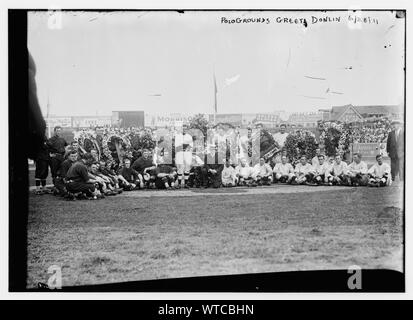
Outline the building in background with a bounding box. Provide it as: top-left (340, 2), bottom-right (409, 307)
top-left (324, 104), bottom-right (403, 122)
top-left (287, 111), bottom-right (327, 128)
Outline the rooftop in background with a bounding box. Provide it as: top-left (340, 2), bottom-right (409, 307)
top-left (327, 104), bottom-right (403, 122)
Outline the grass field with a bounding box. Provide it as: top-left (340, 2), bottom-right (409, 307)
top-left (27, 183), bottom-right (404, 289)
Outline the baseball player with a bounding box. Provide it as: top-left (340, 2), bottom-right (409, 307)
top-left (328, 154), bottom-right (350, 185)
top-left (347, 153), bottom-right (369, 186)
top-left (313, 154), bottom-right (332, 185)
top-left (235, 158), bottom-right (257, 186)
top-left (368, 154), bottom-right (391, 187)
top-left (273, 155), bottom-right (295, 183)
top-left (253, 158), bottom-right (273, 186)
top-left (221, 159), bottom-right (237, 187)
top-left (293, 155), bottom-right (315, 185)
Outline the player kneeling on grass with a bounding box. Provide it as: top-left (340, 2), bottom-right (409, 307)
top-left (313, 154), bottom-right (332, 185)
top-left (253, 157), bottom-right (273, 186)
top-left (292, 155), bottom-right (314, 185)
top-left (221, 159), bottom-right (237, 187)
top-left (328, 154), bottom-right (350, 185)
top-left (273, 155), bottom-right (295, 183)
top-left (347, 153), bottom-right (369, 186)
top-left (235, 158), bottom-right (257, 187)
top-left (65, 153), bottom-right (100, 200)
top-left (368, 154), bottom-right (391, 187)
top-left (117, 158), bottom-right (140, 191)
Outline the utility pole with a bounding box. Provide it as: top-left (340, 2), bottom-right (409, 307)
top-left (46, 94), bottom-right (51, 138)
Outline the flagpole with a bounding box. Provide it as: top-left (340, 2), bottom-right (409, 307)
top-left (213, 69), bottom-right (217, 125)
top-left (46, 93), bottom-right (51, 138)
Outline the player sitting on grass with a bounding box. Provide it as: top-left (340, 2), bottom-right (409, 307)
top-left (328, 154), bottom-right (350, 186)
top-left (368, 154), bottom-right (391, 187)
top-left (347, 153), bottom-right (369, 186)
top-left (221, 159), bottom-right (237, 187)
top-left (117, 158), bottom-right (140, 191)
top-left (131, 149), bottom-right (156, 189)
top-left (235, 158), bottom-right (257, 187)
top-left (95, 160), bottom-right (123, 194)
top-left (292, 155), bottom-right (314, 185)
top-left (97, 160), bottom-right (123, 193)
top-left (154, 164), bottom-right (177, 190)
top-left (313, 154), bottom-right (331, 185)
top-left (273, 155), bottom-right (295, 184)
top-left (205, 163), bottom-right (224, 188)
top-left (88, 162), bottom-right (116, 196)
top-left (253, 157), bottom-right (273, 186)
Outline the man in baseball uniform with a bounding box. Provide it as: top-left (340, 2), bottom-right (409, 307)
top-left (235, 158), bottom-right (256, 186)
top-left (293, 155), bottom-right (314, 185)
top-left (328, 154), bottom-right (350, 185)
top-left (347, 153), bottom-right (369, 186)
top-left (273, 155), bottom-right (295, 183)
top-left (313, 154), bottom-right (332, 185)
top-left (368, 154), bottom-right (391, 187)
top-left (253, 158), bottom-right (273, 186)
top-left (221, 159), bottom-right (237, 187)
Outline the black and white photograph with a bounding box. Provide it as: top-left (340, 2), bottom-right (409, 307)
top-left (7, 7), bottom-right (407, 294)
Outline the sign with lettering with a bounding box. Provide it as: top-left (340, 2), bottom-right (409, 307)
top-left (46, 117), bottom-right (72, 128)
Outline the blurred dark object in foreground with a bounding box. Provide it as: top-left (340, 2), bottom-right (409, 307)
top-left (28, 50), bottom-right (46, 159)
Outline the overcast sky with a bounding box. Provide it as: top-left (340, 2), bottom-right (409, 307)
top-left (28, 10), bottom-right (405, 117)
